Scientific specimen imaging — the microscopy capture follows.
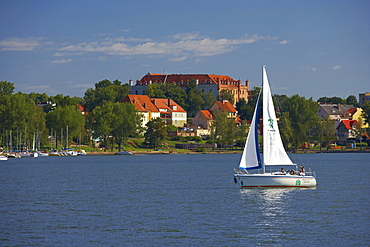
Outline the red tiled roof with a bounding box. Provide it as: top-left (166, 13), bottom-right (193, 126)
top-left (200, 110), bottom-right (213, 120)
top-left (341, 119), bottom-right (359, 129)
top-left (345, 108), bottom-right (357, 116)
top-left (137, 73), bottom-right (242, 87)
top-left (215, 101), bottom-right (237, 113)
top-left (121, 95), bottom-right (159, 112)
top-left (151, 98), bottom-right (186, 113)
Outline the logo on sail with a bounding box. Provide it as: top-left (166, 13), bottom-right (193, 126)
top-left (268, 119), bottom-right (274, 129)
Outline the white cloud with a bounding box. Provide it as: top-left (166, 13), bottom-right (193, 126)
top-left (0, 37), bottom-right (42, 51)
top-left (59, 33), bottom-right (275, 58)
top-left (52, 58), bottom-right (72, 64)
top-left (169, 56), bottom-right (187, 62)
top-left (331, 65), bottom-right (342, 70)
top-left (53, 52), bottom-right (83, 56)
top-left (300, 66), bottom-right (317, 71)
top-left (279, 40), bottom-right (289, 45)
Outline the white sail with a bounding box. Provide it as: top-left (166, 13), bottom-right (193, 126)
top-left (262, 66), bottom-right (294, 166)
top-left (239, 93), bottom-right (262, 169)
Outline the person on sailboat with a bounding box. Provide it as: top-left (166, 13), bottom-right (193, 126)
top-left (300, 166), bottom-right (305, 176)
top-left (281, 168), bottom-right (286, 174)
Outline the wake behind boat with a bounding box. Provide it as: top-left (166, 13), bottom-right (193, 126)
top-left (233, 66), bottom-right (317, 188)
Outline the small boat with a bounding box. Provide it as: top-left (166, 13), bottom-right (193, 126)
top-left (48, 150), bottom-right (61, 156)
top-left (77, 150), bottom-right (87, 156)
top-left (66, 151), bottom-right (78, 156)
top-left (37, 152), bottom-right (49, 157)
top-left (0, 155), bottom-right (8, 161)
top-left (233, 66), bottom-right (317, 188)
top-left (115, 150), bottom-right (133, 155)
top-left (6, 153), bottom-right (21, 158)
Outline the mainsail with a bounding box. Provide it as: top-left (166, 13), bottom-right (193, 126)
top-left (262, 66), bottom-right (294, 166)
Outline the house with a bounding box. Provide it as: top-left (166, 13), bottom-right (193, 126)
top-left (129, 73), bottom-right (249, 104)
top-left (341, 107), bottom-right (369, 128)
top-left (192, 101), bottom-right (242, 131)
top-left (317, 103), bottom-right (354, 120)
top-left (210, 101), bottom-right (239, 121)
top-left (121, 95), bottom-right (187, 127)
top-left (192, 110), bottom-right (214, 129)
top-left (121, 95), bottom-right (160, 127)
top-left (336, 119), bottom-right (360, 141)
top-left (359, 92), bottom-right (370, 106)
top-left (150, 98), bottom-right (187, 127)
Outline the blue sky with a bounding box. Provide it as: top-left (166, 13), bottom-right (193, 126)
top-left (0, 0), bottom-right (369, 101)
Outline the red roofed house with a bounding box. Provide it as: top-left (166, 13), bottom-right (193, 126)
top-left (129, 73), bottom-right (249, 104)
top-left (341, 107), bottom-right (369, 128)
top-left (192, 110), bottom-right (214, 129)
top-left (150, 98), bottom-right (187, 127)
top-left (121, 95), bottom-right (160, 127)
top-left (192, 101), bottom-right (241, 130)
top-left (121, 95), bottom-right (187, 127)
top-left (336, 120), bottom-right (360, 141)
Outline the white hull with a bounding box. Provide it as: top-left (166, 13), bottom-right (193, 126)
top-left (234, 173), bottom-right (317, 188)
top-left (0, 156), bottom-right (8, 161)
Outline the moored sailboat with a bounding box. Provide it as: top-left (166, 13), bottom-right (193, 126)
top-left (233, 66), bottom-right (317, 188)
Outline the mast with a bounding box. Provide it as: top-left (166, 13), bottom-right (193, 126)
top-left (261, 66), bottom-right (266, 174)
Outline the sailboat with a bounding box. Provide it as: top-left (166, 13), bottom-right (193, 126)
top-left (233, 66), bottom-right (317, 188)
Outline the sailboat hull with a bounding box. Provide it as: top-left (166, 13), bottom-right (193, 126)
top-left (234, 174), bottom-right (317, 188)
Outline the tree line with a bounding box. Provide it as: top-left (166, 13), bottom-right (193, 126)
top-left (0, 80), bottom-right (369, 152)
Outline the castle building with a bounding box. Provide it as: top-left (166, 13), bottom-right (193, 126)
top-left (129, 73), bottom-right (249, 104)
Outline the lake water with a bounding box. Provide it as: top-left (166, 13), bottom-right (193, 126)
top-left (0, 153), bottom-right (369, 246)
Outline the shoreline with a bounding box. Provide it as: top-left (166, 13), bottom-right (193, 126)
top-left (86, 149), bottom-right (370, 155)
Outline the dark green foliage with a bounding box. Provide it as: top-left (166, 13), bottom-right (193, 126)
top-left (144, 118), bottom-right (167, 148)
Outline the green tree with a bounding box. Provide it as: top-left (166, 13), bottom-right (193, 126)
top-left (280, 95), bottom-right (320, 150)
top-left (46, 105), bottom-right (85, 148)
top-left (219, 89), bottom-right (234, 104)
top-left (202, 91), bottom-right (216, 110)
top-left (144, 118), bottom-right (167, 149)
top-left (235, 98), bottom-right (248, 120)
top-left (28, 92), bottom-right (49, 103)
top-left (0, 92), bottom-right (47, 150)
top-left (361, 101), bottom-right (370, 125)
top-left (83, 79), bottom-right (130, 112)
top-left (50, 94), bottom-right (82, 108)
top-left (111, 102), bottom-right (143, 151)
top-left (185, 80), bottom-right (204, 116)
top-left (211, 111), bottom-right (237, 146)
top-left (90, 102), bottom-right (142, 151)
top-left (240, 87), bottom-right (261, 121)
top-left (279, 111), bottom-right (294, 150)
top-left (311, 117), bottom-right (337, 150)
top-left (317, 96), bottom-right (345, 104)
top-left (346, 95), bottom-right (358, 106)
top-left (90, 102), bottom-right (116, 150)
top-left (0, 81), bottom-right (15, 96)
top-left (145, 83), bottom-right (187, 107)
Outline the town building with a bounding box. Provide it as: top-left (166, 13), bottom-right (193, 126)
top-left (359, 92), bottom-right (370, 106)
top-left (121, 94), bottom-right (186, 127)
top-left (129, 73), bottom-right (249, 104)
top-left (192, 100), bottom-right (242, 132)
top-left (341, 107), bottom-right (368, 128)
top-left (150, 98), bottom-right (187, 127)
top-left (317, 103), bottom-right (354, 120)
top-left (336, 119), bottom-right (360, 141)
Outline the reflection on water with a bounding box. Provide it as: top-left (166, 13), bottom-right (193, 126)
top-left (237, 188), bottom-right (310, 244)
